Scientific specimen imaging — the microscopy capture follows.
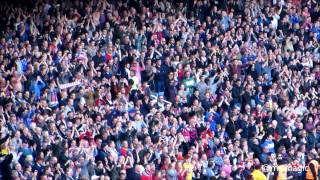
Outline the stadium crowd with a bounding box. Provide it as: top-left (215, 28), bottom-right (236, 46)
top-left (0, 0), bottom-right (319, 179)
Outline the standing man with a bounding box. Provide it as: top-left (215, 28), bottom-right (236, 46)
top-left (306, 153), bottom-right (319, 180)
top-left (274, 156), bottom-right (292, 180)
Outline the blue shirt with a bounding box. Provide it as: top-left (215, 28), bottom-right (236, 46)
top-left (23, 110), bottom-right (35, 128)
top-left (220, 16), bottom-right (230, 29)
top-left (289, 15), bottom-right (300, 24)
top-left (30, 80), bottom-right (46, 101)
top-left (261, 140), bottom-right (275, 153)
top-left (214, 156), bottom-right (224, 167)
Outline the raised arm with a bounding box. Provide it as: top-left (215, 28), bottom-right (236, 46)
top-left (278, 1), bottom-right (283, 15)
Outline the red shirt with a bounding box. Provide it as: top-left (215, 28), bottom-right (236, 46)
top-left (177, 70), bottom-right (184, 79)
top-left (120, 147), bottom-right (127, 157)
top-left (177, 169), bottom-right (186, 180)
top-left (95, 98), bottom-right (106, 106)
top-left (252, 110), bottom-right (266, 119)
top-left (182, 125), bottom-right (198, 142)
top-left (201, 128), bottom-right (213, 139)
top-left (141, 171), bottom-right (153, 180)
top-left (106, 53), bottom-right (112, 62)
top-left (161, 164), bottom-right (169, 171)
top-left (49, 44), bottom-right (57, 56)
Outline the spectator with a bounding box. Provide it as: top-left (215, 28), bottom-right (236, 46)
top-left (0, 0), bottom-right (318, 179)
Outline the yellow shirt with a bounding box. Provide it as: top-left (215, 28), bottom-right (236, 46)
top-left (251, 169), bottom-right (267, 180)
top-left (183, 162), bottom-right (193, 180)
top-left (277, 165), bottom-right (287, 180)
top-left (0, 147), bottom-right (9, 155)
